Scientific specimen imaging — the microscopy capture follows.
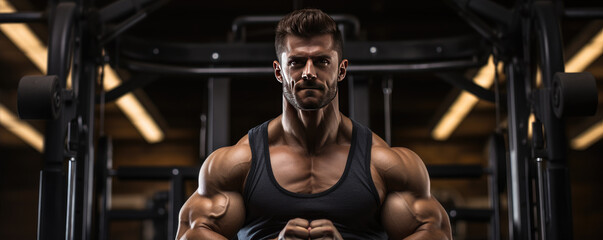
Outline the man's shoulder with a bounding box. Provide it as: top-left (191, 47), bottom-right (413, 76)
top-left (369, 134), bottom-right (429, 194)
top-left (369, 133), bottom-right (423, 167)
top-left (205, 135), bottom-right (253, 171)
top-left (201, 136), bottom-right (252, 184)
top-left (198, 135), bottom-right (253, 193)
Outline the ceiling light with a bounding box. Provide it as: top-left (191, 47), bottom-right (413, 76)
top-left (432, 56), bottom-right (495, 140)
top-left (571, 120), bottom-right (603, 150)
top-left (565, 28), bottom-right (603, 72)
top-left (0, 0), bottom-right (47, 72)
top-left (1, 0), bottom-right (162, 144)
top-left (0, 103), bottom-right (43, 152)
top-left (103, 66), bottom-right (164, 143)
top-left (566, 28), bottom-right (603, 150)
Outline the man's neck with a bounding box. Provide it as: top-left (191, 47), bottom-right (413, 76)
top-left (280, 95), bottom-right (342, 154)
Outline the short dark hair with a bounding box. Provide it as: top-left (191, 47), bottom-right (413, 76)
top-left (275, 9), bottom-right (343, 62)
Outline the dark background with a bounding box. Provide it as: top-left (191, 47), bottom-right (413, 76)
top-left (1, 0), bottom-right (602, 239)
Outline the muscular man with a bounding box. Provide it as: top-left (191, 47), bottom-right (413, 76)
top-left (177, 9), bottom-right (452, 240)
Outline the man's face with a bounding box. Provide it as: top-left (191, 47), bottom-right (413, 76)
top-left (274, 34), bottom-right (347, 111)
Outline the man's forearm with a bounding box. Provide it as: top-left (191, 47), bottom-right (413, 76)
top-left (403, 232), bottom-right (449, 240)
top-left (177, 227), bottom-right (230, 240)
top-left (402, 224), bottom-right (450, 240)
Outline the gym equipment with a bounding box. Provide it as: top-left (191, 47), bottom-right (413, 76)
top-left (552, 72), bottom-right (598, 118)
top-left (96, 136), bottom-right (199, 240)
top-left (7, 0), bottom-right (600, 239)
top-left (446, 1), bottom-right (599, 239)
top-left (17, 75), bottom-right (62, 120)
top-left (9, 1), bottom-right (164, 239)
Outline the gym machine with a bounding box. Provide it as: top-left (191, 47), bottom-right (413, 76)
top-left (11, 0), bottom-right (166, 239)
top-left (6, 0), bottom-right (600, 239)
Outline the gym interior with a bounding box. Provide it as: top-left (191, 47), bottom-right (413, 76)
top-left (1, 0), bottom-right (602, 239)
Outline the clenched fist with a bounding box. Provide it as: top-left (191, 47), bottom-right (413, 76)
top-left (277, 218), bottom-right (343, 240)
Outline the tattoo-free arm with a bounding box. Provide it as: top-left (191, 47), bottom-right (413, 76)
top-left (176, 146), bottom-right (249, 239)
top-left (379, 147), bottom-right (452, 240)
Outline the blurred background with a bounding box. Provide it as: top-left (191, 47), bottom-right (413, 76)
top-left (1, 0), bottom-right (602, 239)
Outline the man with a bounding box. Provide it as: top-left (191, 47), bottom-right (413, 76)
top-left (177, 9), bottom-right (452, 240)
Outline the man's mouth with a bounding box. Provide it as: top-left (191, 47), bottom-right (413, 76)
top-left (297, 84), bottom-right (323, 90)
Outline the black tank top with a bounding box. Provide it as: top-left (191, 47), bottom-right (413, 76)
top-left (237, 120), bottom-right (387, 240)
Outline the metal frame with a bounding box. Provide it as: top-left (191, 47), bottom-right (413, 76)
top-left (10, 0), bottom-right (599, 239)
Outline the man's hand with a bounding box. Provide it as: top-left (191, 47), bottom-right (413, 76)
top-left (277, 218), bottom-right (343, 240)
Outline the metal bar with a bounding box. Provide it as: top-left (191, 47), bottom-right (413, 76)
top-left (231, 14), bottom-right (361, 41)
top-left (448, 208), bottom-right (493, 222)
top-left (98, 74), bottom-right (159, 103)
top-left (100, 11), bottom-right (147, 45)
top-left (37, 169), bottom-right (66, 240)
top-left (98, 0), bottom-right (155, 23)
top-left (0, 12), bottom-right (45, 23)
top-left (123, 59), bottom-right (480, 77)
top-left (466, 0), bottom-right (513, 27)
top-left (444, 0), bottom-right (501, 48)
top-left (348, 75), bottom-right (370, 127)
top-left (121, 36), bottom-right (484, 64)
top-left (348, 60), bottom-right (481, 73)
top-left (426, 164), bottom-right (485, 179)
top-left (207, 78), bottom-right (230, 152)
top-left (38, 3), bottom-right (77, 240)
top-left (65, 158), bottom-right (76, 240)
top-left (97, 137), bottom-right (112, 240)
top-left (382, 76), bottom-right (393, 145)
top-left (536, 158), bottom-right (547, 240)
top-left (110, 166), bottom-right (200, 179)
top-left (71, 9), bottom-right (101, 239)
top-left (108, 209), bottom-right (161, 220)
top-left (534, 2), bottom-right (573, 239)
top-left (434, 73), bottom-right (496, 102)
top-left (505, 61), bottom-right (533, 240)
top-left (169, 171), bottom-right (184, 239)
top-left (47, 2), bottom-right (75, 84)
top-left (564, 8), bottom-right (603, 18)
top-left (488, 133), bottom-right (503, 240)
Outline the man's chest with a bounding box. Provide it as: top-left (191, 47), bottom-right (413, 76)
top-left (265, 144), bottom-right (386, 200)
top-left (267, 144), bottom-right (350, 194)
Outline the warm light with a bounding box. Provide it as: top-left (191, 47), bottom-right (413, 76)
top-left (0, 0), bottom-right (47, 73)
top-left (1, 0), bottom-right (162, 144)
top-left (565, 28), bottom-right (603, 72)
top-left (104, 66), bottom-right (164, 143)
top-left (432, 56), bottom-right (496, 140)
top-left (567, 28), bottom-right (603, 150)
top-left (528, 113), bottom-right (536, 138)
top-left (0, 103), bottom-right (44, 152)
top-left (571, 120), bottom-right (603, 150)
top-left (535, 66), bottom-right (542, 87)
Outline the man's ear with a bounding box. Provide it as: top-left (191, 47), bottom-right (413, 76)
top-left (273, 60), bottom-right (283, 83)
top-left (338, 59), bottom-right (348, 82)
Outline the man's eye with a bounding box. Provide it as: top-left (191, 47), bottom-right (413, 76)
top-left (319, 59), bottom-right (329, 65)
top-left (289, 61), bottom-right (298, 66)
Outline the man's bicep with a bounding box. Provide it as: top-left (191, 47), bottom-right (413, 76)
top-left (382, 192), bottom-right (451, 240)
top-left (177, 191), bottom-right (245, 240)
top-left (381, 192), bottom-right (421, 239)
top-left (177, 146), bottom-right (249, 239)
top-left (380, 147), bottom-right (451, 239)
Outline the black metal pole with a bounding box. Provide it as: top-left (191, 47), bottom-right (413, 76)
top-left (169, 169), bottom-right (184, 239)
top-left (38, 2), bottom-right (77, 239)
top-left (505, 60), bottom-right (533, 240)
top-left (73, 11), bottom-right (100, 239)
top-left (0, 12), bottom-right (45, 23)
top-left (533, 2), bottom-right (573, 239)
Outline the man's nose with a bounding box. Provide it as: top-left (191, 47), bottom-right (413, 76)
top-left (302, 59), bottom-right (316, 80)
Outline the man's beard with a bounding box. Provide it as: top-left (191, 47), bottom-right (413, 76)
top-left (283, 85), bottom-right (337, 111)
